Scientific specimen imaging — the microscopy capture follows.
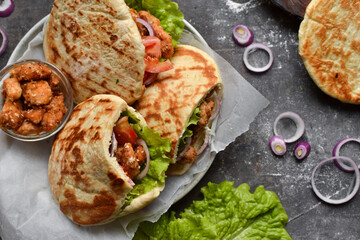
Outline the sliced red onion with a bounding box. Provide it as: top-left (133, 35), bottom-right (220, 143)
top-left (0, 27), bottom-right (7, 56)
top-left (333, 138), bottom-right (360, 172)
top-left (243, 43), bottom-right (273, 73)
top-left (208, 95), bottom-right (221, 122)
top-left (273, 111), bottom-right (305, 143)
top-left (135, 139), bottom-right (151, 180)
top-left (117, 164), bottom-right (135, 187)
top-left (177, 137), bottom-right (192, 159)
top-left (0, 0), bottom-right (14, 17)
top-left (232, 24), bottom-right (254, 47)
top-left (269, 136), bottom-right (286, 156)
top-left (110, 132), bottom-right (118, 157)
top-left (311, 156), bottom-right (360, 204)
top-left (197, 131), bottom-right (210, 156)
top-left (128, 178), bottom-right (135, 187)
top-left (143, 72), bottom-right (158, 86)
top-left (294, 141), bottom-right (311, 160)
top-left (136, 18), bottom-right (155, 36)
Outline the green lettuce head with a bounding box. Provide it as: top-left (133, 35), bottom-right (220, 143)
top-left (134, 181), bottom-right (292, 240)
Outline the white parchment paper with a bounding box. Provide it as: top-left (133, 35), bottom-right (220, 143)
top-left (0, 18), bottom-right (269, 240)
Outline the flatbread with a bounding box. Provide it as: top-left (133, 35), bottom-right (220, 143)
top-left (43, 0), bottom-right (145, 104)
top-left (48, 94), bottom-right (157, 225)
top-left (134, 45), bottom-right (223, 175)
top-left (298, 0), bottom-right (360, 104)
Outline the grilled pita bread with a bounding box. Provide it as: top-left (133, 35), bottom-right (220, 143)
top-left (43, 0), bottom-right (145, 104)
top-left (298, 0), bottom-right (360, 104)
top-left (134, 45), bottom-right (223, 175)
top-left (48, 94), bottom-right (161, 225)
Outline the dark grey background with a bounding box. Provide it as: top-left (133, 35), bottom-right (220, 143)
top-left (1, 0), bottom-right (360, 239)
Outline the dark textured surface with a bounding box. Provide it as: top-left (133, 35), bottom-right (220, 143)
top-left (1, 0), bottom-right (360, 239)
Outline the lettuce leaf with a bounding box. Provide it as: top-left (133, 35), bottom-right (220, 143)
top-left (178, 106), bottom-right (201, 151)
top-left (123, 111), bottom-right (171, 204)
top-left (124, 0), bottom-right (185, 45)
top-left (134, 181), bottom-right (292, 240)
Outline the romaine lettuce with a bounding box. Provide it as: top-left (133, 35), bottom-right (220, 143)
top-left (134, 181), bottom-right (292, 240)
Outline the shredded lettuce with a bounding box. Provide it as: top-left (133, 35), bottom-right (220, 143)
top-left (178, 106), bottom-right (201, 151)
top-left (134, 181), bottom-right (292, 240)
top-left (124, 0), bottom-right (185, 46)
top-left (123, 111), bottom-right (171, 204)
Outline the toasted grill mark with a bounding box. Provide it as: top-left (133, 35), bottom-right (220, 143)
top-left (63, 126), bottom-right (87, 152)
top-left (144, 112), bottom-right (162, 122)
top-left (51, 46), bottom-right (61, 62)
top-left (112, 46), bottom-right (125, 56)
top-left (60, 189), bottom-right (116, 225)
top-left (92, 131), bottom-right (101, 141)
top-left (107, 172), bottom-right (126, 194)
top-left (99, 99), bottom-right (111, 103)
top-left (351, 40), bottom-right (360, 54)
top-left (69, 146), bottom-right (88, 184)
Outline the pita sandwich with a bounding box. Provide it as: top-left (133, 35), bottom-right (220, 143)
top-left (48, 94), bottom-right (171, 225)
top-left (298, 0), bottom-right (360, 104)
top-left (134, 45), bottom-right (223, 175)
top-left (43, 0), bottom-right (146, 104)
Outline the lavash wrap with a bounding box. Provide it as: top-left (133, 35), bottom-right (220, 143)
top-left (43, 0), bottom-right (145, 105)
top-left (48, 94), bottom-right (167, 226)
top-left (135, 45), bottom-right (223, 175)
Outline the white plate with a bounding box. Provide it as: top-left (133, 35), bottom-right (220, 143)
top-left (1, 14), bottom-right (215, 239)
top-left (7, 14), bottom-right (211, 203)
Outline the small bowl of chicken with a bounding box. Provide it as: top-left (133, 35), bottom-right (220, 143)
top-left (0, 59), bottom-right (73, 141)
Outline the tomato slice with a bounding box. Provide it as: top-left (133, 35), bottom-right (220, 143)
top-left (142, 36), bottom-right (161, 59)
top-left (113, 116), bottom-right (137, 146)
top-left (144, 57), bottom-right (173, 73)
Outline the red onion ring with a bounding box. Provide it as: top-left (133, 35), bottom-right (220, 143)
top-left (294, 141), bottom-right (311, 160)
top-left (311, 156), bottom-right (360, 204)
top-left (232, 24), bottom-right (254, 47)
top-left (177, 137), bottom-right (192, 159)
top-left (243, 43), bottom-right (273, 73)
top-left (0, 27), bottom-right (7, 56)
top-left (269, 136), bottom-right (286, 156)
top-left (110, 132), bottom-right (118, 157)
top-left (143, 72), bottom-right (158, 86)
top-left (136, 18), bottom-right (155, 36)
top-left (0, 0), bottom-right (14, 17)
top-left (135, 139), bottom-right (151, 180)
top-left (208, 95), bottom-right (221, 122)
top-left (273, 111), bottom-right (305, 143)
top-left (333, 138), bottom-right (360, 172)
top-left (197, 131), bottom-right (210, 156)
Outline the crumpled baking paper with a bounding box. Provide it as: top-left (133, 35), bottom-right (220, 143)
top-left (0, 16), bottom-right (269, 240)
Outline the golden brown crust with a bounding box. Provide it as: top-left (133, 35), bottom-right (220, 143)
top-left (43, 0), bottom-right (145, 104)
top-left (299, 0), bottom-right (360, 104)
top-left (134, 45), bottom-right (223, 174)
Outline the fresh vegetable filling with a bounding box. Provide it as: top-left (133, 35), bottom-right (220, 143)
top-left (110, 110), bottom-right (172, 206)
top-left (129, 8), bottom-right (174, 79)
top-left (177, 90), bottom-right (220, 164)
top-left (112, 115), bottom-right (150, 180)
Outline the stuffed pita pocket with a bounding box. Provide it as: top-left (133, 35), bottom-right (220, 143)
top-left (48, 94), bottom-right (171, 225)
top-left (134, 45), bottom-right (223, 175)
top-left (43, 0), bottom-right (184, 104)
